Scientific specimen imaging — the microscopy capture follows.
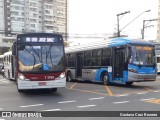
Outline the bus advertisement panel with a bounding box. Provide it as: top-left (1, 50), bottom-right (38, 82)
top-left (7, 33), bottom-right (66, 92)
top-left (65, 38), bottom-right (157, 86)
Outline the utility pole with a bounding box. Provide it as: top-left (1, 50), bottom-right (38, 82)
top-left (142, 19), bottom-right (157, 39)
top-left (117, 11), bottom-right (130, 37)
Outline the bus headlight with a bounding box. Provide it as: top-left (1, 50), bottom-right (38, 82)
top-left (58, 72), bottom-right (65, 79)
top-left (18, 74), bottom-right (25, 80)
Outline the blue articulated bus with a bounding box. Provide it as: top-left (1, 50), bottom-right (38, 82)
top-left (65, 38), bottom-right (157, 86)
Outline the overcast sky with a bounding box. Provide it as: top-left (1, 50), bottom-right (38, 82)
top-left (68, 0), bottom-right (158, 40)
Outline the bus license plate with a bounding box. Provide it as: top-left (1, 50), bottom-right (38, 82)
top-left (38, 82), bottom-right (46, 86)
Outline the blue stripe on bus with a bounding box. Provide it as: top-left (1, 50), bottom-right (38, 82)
top-left (128, 64), bottom-right (156, 74)
top-left (95, 68), bottom-right (112, 82)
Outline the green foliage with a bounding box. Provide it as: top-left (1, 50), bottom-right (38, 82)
top-left (0, 47), bottom-right (10, 55)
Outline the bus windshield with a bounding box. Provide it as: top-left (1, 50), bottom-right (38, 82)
top-left (129, 45), bottom-right (155, 66)
top-left (18, 43), bottom-right (64, 73)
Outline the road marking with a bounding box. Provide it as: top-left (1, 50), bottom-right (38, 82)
top-left (137, 92), bottom-right (148, 94)
top-left (104, 86), bottom-right (113, 96)
top-left (135, 83), bottom-right (154, 92)
top-left (156, 81), bottom-right (160, 84)
top-left (144, 99), bottom-right (160, 104)
top-left (113, 101), bottom-right (130, 104)
top-left (67, 88), bottom-right (109, 96)
top-left (0, 80), bottom-right (10, 83)
top-left (58, 100), bottom-right (76, 104)
top-left (0, 108), bottom-right (3, 111)
top-left (140, 98), bottom-right (156, 101)
top-left (89, 97), bottom-right (105, 100)
top-left (153, 91), bottom-right (160, 92)
top-left (20, 104), bottom-right (43, 108)
top-left (115, 94), bottom-right (129, 97)
top-left (42, 109), bottom-right (61, 111)
top-left (77, 104), bottom-right (96, 108)
top-left (69, 83), bottom-right (77, 89)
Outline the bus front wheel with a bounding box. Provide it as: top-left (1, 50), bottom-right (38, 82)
top-left (126, 82), bottom-right (133, 86)
top-left (52, 88), bottom-right (57, 92)
top-left (66, 72), bottom-right (72, 82)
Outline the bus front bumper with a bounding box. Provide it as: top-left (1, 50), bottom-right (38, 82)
top-left (128, 72), bottom-right (157, 82)
top-left (17, 77), bottom-right (66, 90)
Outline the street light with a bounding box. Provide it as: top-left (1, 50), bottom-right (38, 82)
top-left (117, 11), bottom-right (130, 37)
top-left (118, 9), bottom-right (151, 37)
top-left (141, 19), bottom-right (157, 39)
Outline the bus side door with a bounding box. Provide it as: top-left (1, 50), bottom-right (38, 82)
top-left (76, 53), bottom-right (83, 77)
top-left (113, 47), bottom-right (125, 79)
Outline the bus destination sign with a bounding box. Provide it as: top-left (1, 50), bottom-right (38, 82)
top-left (18, 37), bottom-right (62, 43)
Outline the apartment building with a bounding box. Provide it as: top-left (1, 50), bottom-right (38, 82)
top-left (157, 0), bottom-right (160, 43)
top-left (0, 0), bottom-right (67, 47)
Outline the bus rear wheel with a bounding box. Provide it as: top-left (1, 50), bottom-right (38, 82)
top-left (102, 72), bottom-right (110, 85)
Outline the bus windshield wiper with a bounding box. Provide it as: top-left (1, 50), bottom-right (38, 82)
top-left (24, 48), bottom-right (36, 70)
top-left (46, 44), bottom-right (54, 68)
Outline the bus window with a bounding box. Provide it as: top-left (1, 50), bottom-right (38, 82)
top-left (84, 51), bottom-right (92, 66)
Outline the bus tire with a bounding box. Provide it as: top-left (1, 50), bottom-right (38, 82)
top-left (66, 71), bottom-right (72, 82)
top-left (52, 88), bottom-right (57, 92)
top-left (102, 72), bottom-right (110, 85)
top-left (18, 89), bottom-right (23, 93)
top-left (8, 70), bottom-right (10, 80)
top-left (126, 82), bottom-right (133, 86)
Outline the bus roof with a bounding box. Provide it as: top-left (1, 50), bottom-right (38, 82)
top-left (65, 37), bottom-right (154, 53)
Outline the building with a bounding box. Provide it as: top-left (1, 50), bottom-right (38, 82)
top-left (157, 0), bottom-right (160, 43)
top-left (0, 0), bottom-right (67, 47)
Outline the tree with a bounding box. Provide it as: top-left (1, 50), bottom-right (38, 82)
top-left (0, 47), bottom-right (10, 55)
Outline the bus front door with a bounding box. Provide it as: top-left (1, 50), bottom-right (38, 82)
top-left (113, 48), bottom-right (125, 79)
top-left (76, 53), bottom-right (83, 77)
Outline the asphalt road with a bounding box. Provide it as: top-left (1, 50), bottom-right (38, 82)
top-left (0, 75), bottom-right (160, 120)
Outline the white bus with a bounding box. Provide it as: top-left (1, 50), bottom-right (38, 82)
top-left (4, 33), bottom-right (66, 92)
top-left (0, 55), bottom-right (4, 64)
top-left (3, 51), bottom-right (13, 79)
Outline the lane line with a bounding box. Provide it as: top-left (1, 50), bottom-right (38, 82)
top-left (42, 109), bottom-right (61, 111)
top-left (69, 83), bottom-right (77, 89)
top-left (0, 80), bottom-right (10, 83)
top-left (137, 92), bottom-right (148, 95)
top-left (58, 100), bottom-right (76, 104)
top-left (156, 81), bottom-right (160, 84)
top-left (66, 88), bottom-right (109, 96)
top-left (140, 98), bottom-right (156, 101)
top-left (115, 94), bottom-right (129, 97)
top-left (153, 91), bottom-right (160, 92)
top-left (77, 104), bottom-right (96, 108)
top-left (20, 104), bottom-right (43, 108)
top-left (104, 86), bottom-right (113, 96)
top-left (89, 97), bottom-right (105, 100)
top-left (113, 101), bottom-right (130, 104)
top-left (135, 83), bottom-right (154, 92)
